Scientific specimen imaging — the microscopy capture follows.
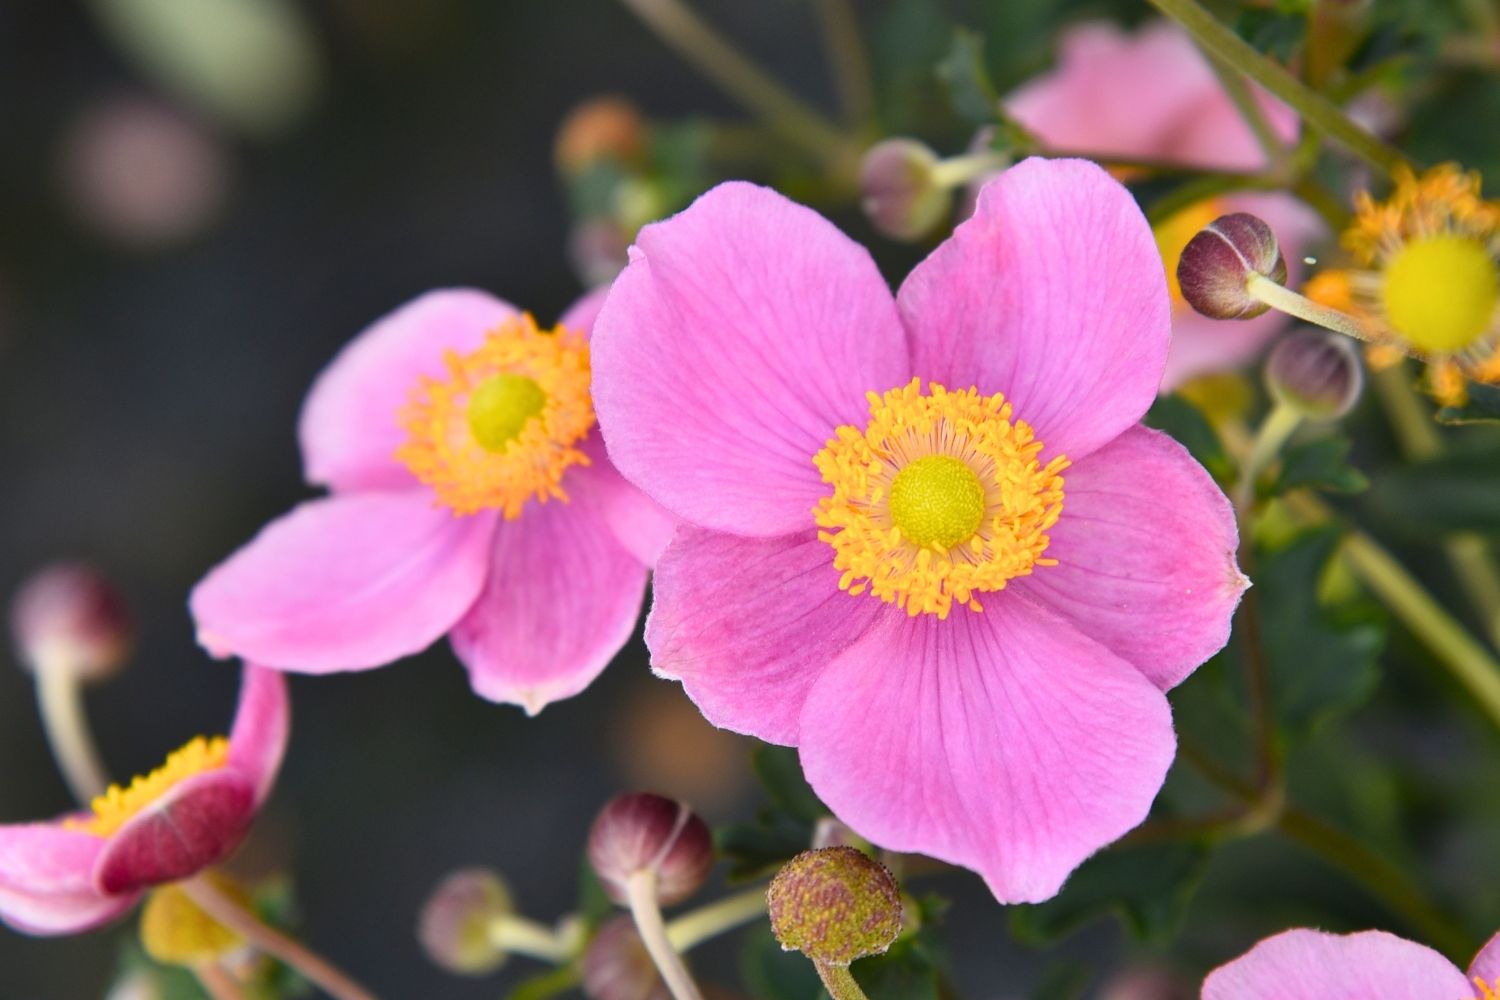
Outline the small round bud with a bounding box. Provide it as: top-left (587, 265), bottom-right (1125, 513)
top-left (11, 563), bottom-right (131, 681)
top-left (1265, 329), bottom-right (1365, 420)
top-left (418, 868), bottom-right (514, 975)
top-left (1176, 213), bottom-right (1287, 320)
top-left (588, 793), bottom-right (713, 907)
top-left (1100, 963), bottom-right (1193, 1000)
top-left (768, 847), bottom-right (902, 967)
top-left (581, 916), bottom-right (670, 1000)
top-left (859, 139), bottom-right (950, 242)
top-left (555, 96), bottom-right (646, 176)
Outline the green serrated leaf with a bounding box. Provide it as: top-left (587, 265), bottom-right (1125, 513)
top-left (1435, 382), bottom-right (1500, 424)
top-left (935, 28), bottom-right (1000, 127)
top-left (1144, 395), bottom-right (1236, 486)
top-left (1271, 436), bottom-right (1370, 496)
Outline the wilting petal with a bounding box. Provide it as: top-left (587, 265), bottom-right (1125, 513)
top-left (191, 491), bottom-right (497, 672)
top-left (299, 288), bottom-right (519, 492)
top-left (1202, 928), bottom-right (1471, 999)
top-left (1472, 929), bottom-right (1500, 987)
top-left (899, 158), bottom-right (1169, 463)
top-left (451, 489), bottom-right (648, 714)
top-left (646, 527), bottom-right (882, 746)
top-left (798, 594), bottom-right (1175, 902)
top-left (94, 771), bottom-right (256, 895)
top-left (592, 181), bottom-right (909, 537)
top-left (226, 665), bottom-right (290, 805)
top-left (0, 823), bottom-right (135, 935)
top-left (1014, 426), bottom-right (1245, 690)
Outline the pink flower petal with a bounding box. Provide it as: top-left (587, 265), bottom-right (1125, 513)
top-left (1014, 425), bottom-right (1246, 690)
top-left (450, 482), bottom-right (649, 714)
top-left (0, 823), bottom-right (135, 935)
top-left (797, 594), bottom-right (1175, 902)
top-left (299, 288), bottom-right (519, 493)
top-left (646, 527), bottom-right (883, 745)
top-left (580, 435), bottom-right (677, 567)
top-left (226, 665), bottom-right (290, 806)
top-left (591, 181), bottom-right (909, 537)
top-left (1471, 929), bottom-right (1500, 986)
top-left (1202, 928), bottom-right (1471, 999)
top-left (94, 772), bottom-right (256, 895)
top-left (191, 492), bottom-right (497, 672)
top-left (899, 158), bottom-right (1169, 462)
top-left (1170, 84), bottom-right (1299, 172)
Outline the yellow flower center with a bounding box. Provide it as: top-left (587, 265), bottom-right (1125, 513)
top-left (69, 736), bottom-right (229, 838)
top-left (396, 314), bottom-right (595, 517)
top-left (813, 379), bottom-right (1068, 619)
top-left (1381, 234), bottom-right (1499, 352)
top-left (1154, 198), bottom-right (1224, 312)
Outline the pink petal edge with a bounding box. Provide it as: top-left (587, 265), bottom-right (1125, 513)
top-left (1202, 928), bottom-right (1471, 999)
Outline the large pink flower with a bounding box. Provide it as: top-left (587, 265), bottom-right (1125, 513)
top-left (190, 289), bottom-right (673, 713)
top-left (1005, 20), bottom-right (1325, 389)
top-left (590, 158), bottom-right (1247, 902)
top-left (1204, 926), bottom-right (1500, 999)
top-left (0, 664), bottom-right (286, 935)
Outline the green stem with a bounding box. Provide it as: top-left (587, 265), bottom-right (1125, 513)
top-left (488, 913), bottom-right (576, 964)
top-left (1235, 402), bottom-right (1303, 513)
top-left (667, 886), bottom-right (768, 951)
top-left (929, 151), bottom-right (1009, 189)
top-left (1145, 0), bottom-right (1410, 176)
top-left (815, 962), bottom-right (871, 1000)
top-left (1204, 51), bottom-right (1288, 171)
top-left (812, 0), bottom-right (875, 130)
top-left (33, 656), bottom-right (110, 805)
top-left (1245, 273), bottom-right (1377, 344)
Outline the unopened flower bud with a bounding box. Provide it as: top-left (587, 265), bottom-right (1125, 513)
top-left (555, 96), bottom-right (646, 176)
top-left (1177, 213), bottom-right (1287, 320)
top-left (582, 916), bottom-right (669, 1000)
top-left (768, 847), bottom-right (902, 967)
top-left (811, 818), bottom-right (866, 850)
top-left (588, 793), bottom-right (713, 907)
top-left (11, 563), bottom-right (131, 681)
top-left (1265, 330), bottom-right (1365, 420)
top-left (418, 868), bottom-right (514, 975)
top-left (859, 139), bottom-right (950, 242)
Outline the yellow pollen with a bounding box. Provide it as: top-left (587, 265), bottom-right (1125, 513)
top-left (1154, 198), bottom-right (1224, 312)
top-left (396, 314), bottom-right (595, 517)
top-left (1381, 235), bottom-right (1498, 352)
top-left (813, 378), bottom-right (1068, 619)
top-left (68, 736), bottom-right (229, 838)
top-left (1471, 976), bottom-right (1499, 1000)
top-left (888, 455), bottom-right (985, 549)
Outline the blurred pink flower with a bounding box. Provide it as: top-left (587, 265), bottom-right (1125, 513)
top-left (0, 665), bottom-right (286, 935)
top-left (1204, 927), bottom-right (1500, 999)
top-left (1005, 21), bottom-right (1325, 389)
top-left (591, 159), bottom-right (1246, 902)
top-left (191, 289), bottom-right (673, 713)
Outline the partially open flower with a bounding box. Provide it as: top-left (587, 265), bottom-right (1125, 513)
top-left (1177, 213), bottom-right (1288, 321)
top-left (1266, 330), bottom-right (1364, 420)
top-left (582, 916), bottom-right (670, 1000)
top-left (858, 139), bottom-right (950, 242)
top-left (768, 848), bottom-right (901, 967)
top-left (587, 793), bottom-right (713, 907)
top-left (0, 664), bottom-right (287, 934)
top-left (417, 868), bottom-right (514, 975)
top-left (12, 563), bottom-right (132, 682)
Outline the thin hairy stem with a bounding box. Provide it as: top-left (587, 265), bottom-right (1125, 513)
top-left (34, 660), bottom-right (109, 804)
top-left (624, 870), bottom-right (704, 1000)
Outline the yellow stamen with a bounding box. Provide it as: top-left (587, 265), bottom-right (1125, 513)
top-left (812, 378), bottom-right (1068, 619)
top-left (396, 314), bottom-right (595, 518)
top-left (1471, 976), bottom-right (1499, 1000)
top-left (68, 736), bottom-right (229, 838)
top-left (1381, 235), bottom-right (1498, 352)
top-left (1154, 198), bottom-right (1225, 312)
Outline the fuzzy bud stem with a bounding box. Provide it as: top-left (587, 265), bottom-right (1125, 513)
top-left (815, 962), bottom-right (873, 1000)
top-left (623, 869), bottom-right (704, 1000)
top-left (1245, 273), bottom-right (1377, 346)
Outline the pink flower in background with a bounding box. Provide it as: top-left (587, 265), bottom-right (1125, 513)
top-left (0, 665), bottom-right (286, 934)
top-left (1005, 20), bottom-right (1325, 389)
top-left (191, 289), bottom-right (673, 713)
top-left (591, 159), bottom-right (1246, 902)
top-left (1203, 927), bottom-right (1500, 999)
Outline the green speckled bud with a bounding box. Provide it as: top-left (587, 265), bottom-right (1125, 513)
top-left (767, 847), bottom-right (902, 967)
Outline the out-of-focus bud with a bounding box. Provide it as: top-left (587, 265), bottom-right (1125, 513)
top-left (582, 916), bottom-right (670, 1000)
top-left (1099, 963), bottom-right (1194, 1000)
top-left (811, 818), bottom-right (866, 851)
top-left (418, 868), bottom-right (514, 975)
top-left (768, 847), bottom-right (902, 967)
top-left (1177, 213), bottom-right (1287, 320)
top-left (556, 97), bottom-right (647, 176)
top-left (569, 218), bottom-right (631, 287)
top-left (138, 875), bottom-right (247, 966)
top-left (106, 970), bottom-right (167, 1000)
top-left (588, 793), bottom-right (713, 907)
top-left (1266, 329), bottom-right (1364, 420)
top-left (859, 139), bottom-right (950, 242)
top-left (11, 563), bottom-right (131, 681)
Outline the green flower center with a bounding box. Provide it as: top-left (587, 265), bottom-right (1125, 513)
top-left (887, 454), bottom-right (986, 550)
top-left (466, 373), bottom-right (547, 453)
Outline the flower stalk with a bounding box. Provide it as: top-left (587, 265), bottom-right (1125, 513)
top-left (623, 868), bottom-right (704, 1000)
top-left (815, 962), bottom-right (872, 1000)
top-left (1244, 273), bottom-right (1376, 345)
top-left (488, 913), bottom-right (578, 964)
top-left (33, 658), bottom-right (110, 804)
top-left (667, 885), bottom-right (768, 951)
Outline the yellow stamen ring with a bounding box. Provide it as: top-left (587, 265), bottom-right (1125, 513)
top-left (397, 314), bottom-right (594, 517)
top-left (813, 378), bottom-right (1068, 619)
top-left (69, 736), bottom-right (229, 838)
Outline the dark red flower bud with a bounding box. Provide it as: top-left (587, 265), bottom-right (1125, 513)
top-left (1266, 329), bottom-right (1364, 420)
top-left (582, 916), bottom-right (670, 1000)
top-left (588, 793), bottom-right (713, 907)
top-left (11, 563), bottom-right (131, 681)
top-left (1177, 213), bottom-right (1287, 320)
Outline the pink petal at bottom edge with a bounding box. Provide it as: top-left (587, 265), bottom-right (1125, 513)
top-left (796, 592), bottom-right (1176, 904)
top-left (93, 770), bottom-right (257, 895)
top-left (0, 823), bottom-right (136, 935)
top-left (1202, 928), bottom-right (1471, 999)
top-left (227, 665), bottom-right (291, 806)
top-left (1472, 928), bottom-right (1500, 986)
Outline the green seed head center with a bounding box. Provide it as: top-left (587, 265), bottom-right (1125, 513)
top-left (888, 454), bottom-right (986, 550)
top-left (466, 373), bottom-right (547, 453)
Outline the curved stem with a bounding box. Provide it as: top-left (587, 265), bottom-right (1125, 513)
top-left (624, 870), bottom-right (704, 1000)
top-left (193, 961), bottom-right (246, 1000)
top-left (1245, 274), bottom-right (1376, 344)
top-left (1235, 403), bottom-right (1303, 513)
top-left (667, 886), bottom-right (768, 951)
top-left (1144, 0), bottom-right (1411, 176)
top-left (813, 0), bottom-right (874, 130)
top-left (488, 913), bottom-right (576, 964)
top-left (180, 875), bottom-right (379, 1000)
top-left (815, 962), bottom-right (871, 1000)
top-left (33, 658), bottom-right (110, 804)
top-left (1204, 51), bottom-right (1288, 171)
top-left (930, 151), bottom-right (1009, 190)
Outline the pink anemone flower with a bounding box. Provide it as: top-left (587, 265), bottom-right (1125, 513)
top-left (1004, 20), bottom-right (1325, 389)
top-left (190, 289), bottom-right (673, 713)
top-left (590, 158), bottom-right (1247, 902)
top-left (1204, 926), bottom-right (1500, 999)
top-left (0, 664), bottom-right (287, 934)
